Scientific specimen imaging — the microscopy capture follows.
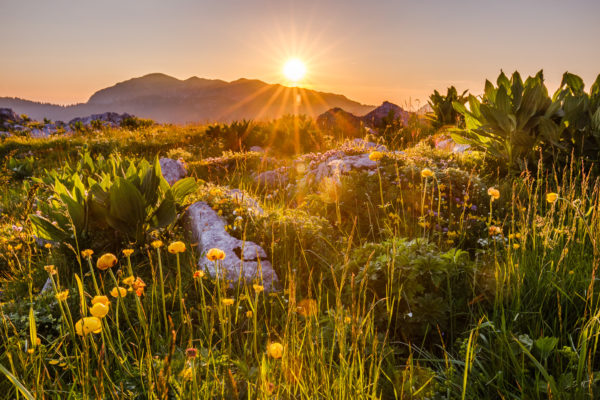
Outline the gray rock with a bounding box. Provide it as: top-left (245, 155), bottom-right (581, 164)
top-left (226, 189), bottom-right (264, 215)
top-left (159, 157), bottom-right (187, 185)
top-left (40, 277), bottom-right (53, 294)
top-left (435, 137), bottom-right (471, 153)
top-left (301, 152), bottom-right (378, 186)
top-left (68, 112), bottom-right (134, 129)
top-left (255, 168), bottom-right (288, 187)
top-left (249, 146), bottom-right (264, 153)
top-left (187, 201), bottom-right (278, 290)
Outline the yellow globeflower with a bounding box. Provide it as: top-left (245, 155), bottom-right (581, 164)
top-left (97, 253), bottom-right (117, 271)
top-left (90, 302), bottom-right (109, 318)
top-left (488, 226), bottom-right (502, 236)
top-left (296, 298), bottom-right (318, 317)
top-left (122, 276), bottom-right (135, 286)
top-left (55, 290), bottom-right (69, 302)
top-left (253, 284), bottom-right (264, 294)
top-left (487, 187), bottom-right (500, 201)
top-left (168, 241), bottom-right (186, 254)
top-left (368, 151), bottom-right (384, 162)
top-left (221, 298), bottom-right (234, 306)
top-left (267, 342), bottom-right (284, 359)
top-left (421, 168), bottom-right (434, 178)
top-left (110, 287), bottom-right (128, 298)
top-left (75, 317), bottom-right (102, 336)
top-left (91, 295), bottom-right (110, 307)
top-left (151, 240), bottom-right (163, 249)
top-left (206, 248), bottom-right (226, 261)
top-left (193, 270), bottom-right (205, 279)
top-left (122, 249), bottom-right (134, 257)
top-left (81, 249), bottom-right (94, 258)
top-left (546, 193), bottom-right (559, 203)
top-left (44, 265), bottom-right (57, 275)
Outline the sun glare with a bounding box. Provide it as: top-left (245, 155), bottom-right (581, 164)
top-left (283, 58), bottom-right (306, 83)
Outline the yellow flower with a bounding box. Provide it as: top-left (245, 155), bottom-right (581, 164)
top-left (193, 270), bottom-right (205, 279)
top-left (49, 359), bottom-right (59, 365)
top-left (546, 193), bottom-right (559, 203)
top-left (267, 342), bottom-right (284, 359)
top-left (488, 226), bottom-right (502, 236)
top-left (344, 316), bottom-right (352, 324)
top-left (131, 276), bottom-right (146, 290)
top-left (246, 310), bottom-right (253, 318)
top-left (55, 290), bottom-right (69, 302)
top-left (81, 249), bottom-right (94, 258)
top-left (513, 243), bottom-right (520, 249)
top-left (91, 295), bottom-right (110, 307)
top-left (221, 298), bottom-right (234, 306)
top-left (253, 284), bottom-right (264, 294)
top-left (296, 298), bottom-right (318, 317)
top-left (44, 243), bottom-right (53, 249)
top-left (151, 240), bottom-right (163, 249)
top-left (110, 287), bottom-right (128, 298)
top-left (90, 302), bottom-right (109, 318)
top-left (421, 168), bottom-right (434, 178)
top-left (75, 317), bottom-right (102, 336)
top-left (168, 241), bottom-right (186, 254)
top-left (122, 276), bottom-right (135, 286)
top-left (206, 248), bottom-right (226, 261)
top-left (487, 187), bottom-right (500, 201)
top-left (122, 249), bottom-right (134, 257)
top-left (368, 151), bottom-right (384, 162)
top-left (96, 253), bottom-right (117, 271)
top-left (44, 265), bottom-right (57, 275)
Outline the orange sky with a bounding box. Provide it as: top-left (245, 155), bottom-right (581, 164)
top-left (1, 0), bottom-right (599, 109)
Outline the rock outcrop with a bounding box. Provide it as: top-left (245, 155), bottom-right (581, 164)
top-left (187, 202), bottom-right (278, 290)
top-left (159, 157), bottom-right (187, 185)
top-left (68, 112), bottom-right (133, 128)
top-left (298, 140), bottom-right (387, 186)
top-left (157, 158), bottom-right (277, 289)
top-left (362, 101), bottom-right (411, 127)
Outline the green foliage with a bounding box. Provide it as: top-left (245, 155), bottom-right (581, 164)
top-left (554, 72), bottom-right (600, 164)
top-left (28, 151), bottom-right (197, 251)
top-left (345, 237), bottom-right (473, 342)
top-left (7, 155), bottom-right (35, 180)
top-left (427, 86), bottom-right (468, 129)
top-left (452, 70), bottom-right (563, 174)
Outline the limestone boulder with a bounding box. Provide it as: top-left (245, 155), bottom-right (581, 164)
top-left (187, 201), bottom-right (278, 290)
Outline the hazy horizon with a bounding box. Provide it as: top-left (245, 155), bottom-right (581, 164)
top-left (2, 0), bottom-right (600, 109)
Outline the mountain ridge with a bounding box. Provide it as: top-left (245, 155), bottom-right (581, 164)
top-left (0, 73), bottom-right (375, 123)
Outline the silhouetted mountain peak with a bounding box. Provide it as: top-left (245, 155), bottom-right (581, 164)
top-left (1, 73), bottom-right (375, 123)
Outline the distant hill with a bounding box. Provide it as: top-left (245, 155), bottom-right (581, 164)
top-left (317, 101), bottom-right (412, 133)
top-left (0, 73), bottom-right (374, 123)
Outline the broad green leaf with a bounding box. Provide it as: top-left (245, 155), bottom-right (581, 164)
top-left (108, 177), bottom-right (145, 236)
top-left (29, 214), bottom-right (69, 241)
top-left (171, 177), bottom-right (198, 204)
top-left (150, 190), bottom-right (177, 229)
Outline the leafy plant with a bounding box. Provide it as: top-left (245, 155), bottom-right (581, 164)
top-left (553, 72), bottom-right (600, 163)
top-left (427, 86), bottom-right (468, 129)
top-left (7, 155), bottom-right (35, 180)
top-left (345, 237), bottom-right (473, 342)
top-left (29, 151), bottom-right (197, 250)
top-left (452, 70), bottom-right (563, 174)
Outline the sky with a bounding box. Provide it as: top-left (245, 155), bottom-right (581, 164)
top-left (1, 0), bottom-right (599, 108)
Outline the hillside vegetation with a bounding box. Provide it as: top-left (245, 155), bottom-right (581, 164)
top-left (1, 70), bottom-right (600, 399)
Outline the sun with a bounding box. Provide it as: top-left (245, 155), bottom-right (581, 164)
top-left (283, 58), bottom-right (306, 83)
